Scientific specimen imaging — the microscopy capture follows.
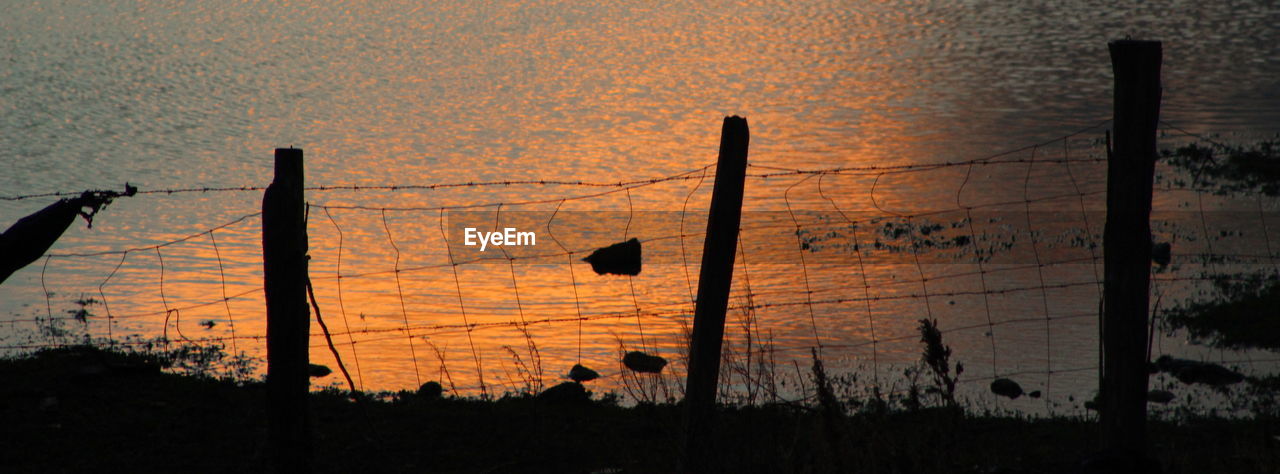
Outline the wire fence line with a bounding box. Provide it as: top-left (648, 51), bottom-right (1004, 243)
top-left (2, 118), bottom-right (1277, 411)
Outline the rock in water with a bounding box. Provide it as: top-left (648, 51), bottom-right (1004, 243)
top-left (1155, 355), bottom-right (1245, 387)
top-left (990, 378), bottom-right (1024, 399)
top-left (1151, 241), bottom-right (1172, 266)
top-left (1147, 389), bottom-right (1176, 404)
top-left (623, 351), bottom-right (667, 374)
top-left (538, 381), bottom-right (589, 404)
top-left (568, 364), bottom-right (600, 383)
top-left (1154, 355), bottom-right (1198, 373)
top-left (1173, 363), bottom-right (1244, 386)
top-left (583, 238), bottom-right (642, 276)
top-left (418, 381), bottom-right (444, 400)
top-left (308, 364), bottom-right (332, 378)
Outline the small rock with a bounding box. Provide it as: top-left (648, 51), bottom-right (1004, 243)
top-left (623, 351), bottom-right (667, 374)
top-left (418, 381), bottom-right (444, 400)
top-left (1155, 355), bottom-right (1244, 387)
top-left (538, 382), bottom-right (589, 404)
top-left (990, 378), bottom-right (1024, 399)
top-left (308, 364), bottom-right (332, 378)
top-left (1028, 390), bottom-right (1042, 399)
top-left (583, 238), bottom-right (642, 276)
top-left (568, 364), bottom-right (600, 383)
top-left (1151, 242), bottom-right (1172, 266)
top-left (1174, 363), bottom-right (1244, 386)
top-left (1154, 355), bottom-right (1195, 373)
top-left (1147, 389), bottom-right (1175, 404)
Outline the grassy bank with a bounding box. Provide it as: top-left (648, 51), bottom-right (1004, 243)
top-left (1, 344), bottom-right (1274, 473)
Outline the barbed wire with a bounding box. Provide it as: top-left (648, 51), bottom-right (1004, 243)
top-left (0, 165), bottom-right (720, 203)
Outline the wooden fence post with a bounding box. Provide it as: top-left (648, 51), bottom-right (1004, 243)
top-left (263, 147), bottom-right (311, 473)
top-left (682, 116), bottom-right (749, 473)
top-left (1100, 40), bottom-right (1161, 462)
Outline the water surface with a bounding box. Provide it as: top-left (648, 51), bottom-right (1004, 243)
top-left (3, 0), bottom-right (1279, 408)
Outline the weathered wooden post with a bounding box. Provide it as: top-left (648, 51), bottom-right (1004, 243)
top-left (1100, 40), bottom-right (1161, 464)
top-left (263, 147), bottom-right (311, 473)
top-left (682, 116), bottom-right (749, 473)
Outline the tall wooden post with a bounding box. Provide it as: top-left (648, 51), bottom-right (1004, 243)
top-left (682, 116), bottom-right (749, 473)
top-left (263, 147), bottom-right (311, 473)
top-left (1100, 40), bottom-right (1160, 460)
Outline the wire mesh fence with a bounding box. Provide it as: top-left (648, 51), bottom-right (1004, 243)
top-left (2, 118), bottom-right (1277, 415)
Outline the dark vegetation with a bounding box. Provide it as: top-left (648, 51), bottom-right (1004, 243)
top-left (2, 342), bottom-right (1277, 474)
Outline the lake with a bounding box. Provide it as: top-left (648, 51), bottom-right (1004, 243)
top-left (3, 0), bottom-right (1279, 411)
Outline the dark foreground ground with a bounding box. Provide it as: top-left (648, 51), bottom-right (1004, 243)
top-left (1, 346), bottom-right (1273, 474)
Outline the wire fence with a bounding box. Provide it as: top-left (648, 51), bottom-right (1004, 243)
top-left (2, 118), bottom-right (1277, 413)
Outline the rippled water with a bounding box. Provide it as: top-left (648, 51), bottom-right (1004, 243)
top-left (3, 0), bottom-right (1279, 407)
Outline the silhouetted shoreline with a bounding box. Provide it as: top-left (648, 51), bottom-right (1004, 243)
top-left (1, 344), bottom-right (1267, 473)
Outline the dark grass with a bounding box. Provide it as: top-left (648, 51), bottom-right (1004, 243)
top-left (2, 345), bottom-right (1276, 473)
